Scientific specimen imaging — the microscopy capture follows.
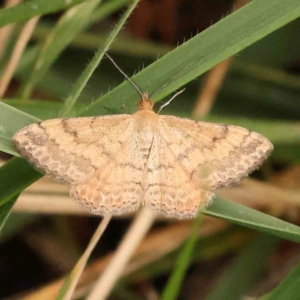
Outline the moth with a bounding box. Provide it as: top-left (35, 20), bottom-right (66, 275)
top-left (12, 56), bottom-right (273, 219)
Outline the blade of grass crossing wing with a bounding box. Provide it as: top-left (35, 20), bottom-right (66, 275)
top-left (20, 0), bottom-right (103, 100)
top-left (204, 234), bottom-right (279, 300)
top-left (161, 214), bottom-right (203, 300)
top-left (58, 0), bottom-right (141, 117)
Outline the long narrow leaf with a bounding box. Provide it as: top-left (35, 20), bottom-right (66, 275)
top-left (205, 198), bottom-right (300, 244)
top-left (0, 195), bottom-right (19, 233)
top-left (0, 0), bottom-right (87, 28)
top-left (81, 0), bottom-right (300, 115)
top-left (161, 214), bottom-right (203, 300)
top-left (0, 158), bottom-right (42, 207)
top-left (0, 102), bottom-right (40, 155)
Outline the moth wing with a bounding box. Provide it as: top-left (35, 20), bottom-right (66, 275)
top-left (158, 115), bottom-right (273, 189)
top-left (12, 115), bottom-right (135, 185)
top-left (70, 130), bottom-right (144, 216)
top-left (145, 133), bottom-right (213, 219)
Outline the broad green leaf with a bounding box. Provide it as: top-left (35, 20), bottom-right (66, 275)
top-left (204, 234), bottom-right (279, 300)
top-left (0, 0), bottom-right (87, 28)
top-left (21, 0), bottom-right (103, 99)
top-left (258, 263), bottom-right (300, 300)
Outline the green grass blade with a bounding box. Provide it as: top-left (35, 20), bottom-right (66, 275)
top-left (0, 102), bottom-right (40, 156)
top-left (161, 214), bottom-right (203, 300)
top-left (0, 158), bottom-right (42, 207)
top-left (205, 198), bottom-right (300, 244)
top-left (58, 0), bottom-right (141, 117)
top-left (80, 0), bottom-right (300, 116)
top-left (0, 213), bottom-right (38, 241)
top-left (21, 0), bottom-right (103, 99)
top-left (258, 263), bottom-right (300, 300)
top-left (0, 195), bottom-right (19, 233)
top-left (232, 60), bottom-right (300, 91)
top-left (91, 0), bottom-right (129, 23)
top-left (2, 99), bottom-right (62, 119)
top-left (204, 234), bottom-right (279, 300)
top-left (0, 0), bottom-right (87, 28)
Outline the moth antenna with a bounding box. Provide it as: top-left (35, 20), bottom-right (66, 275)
top-left (105, 53), bottom-right (145, 100)
top-left (157, 88), bottom-right (185, 114)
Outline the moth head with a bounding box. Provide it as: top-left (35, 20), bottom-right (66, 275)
top-left (138, 93), bottom-right (154, 111)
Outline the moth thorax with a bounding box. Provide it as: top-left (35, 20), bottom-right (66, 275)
top-left (139, 125), bottom-right (153, 142)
